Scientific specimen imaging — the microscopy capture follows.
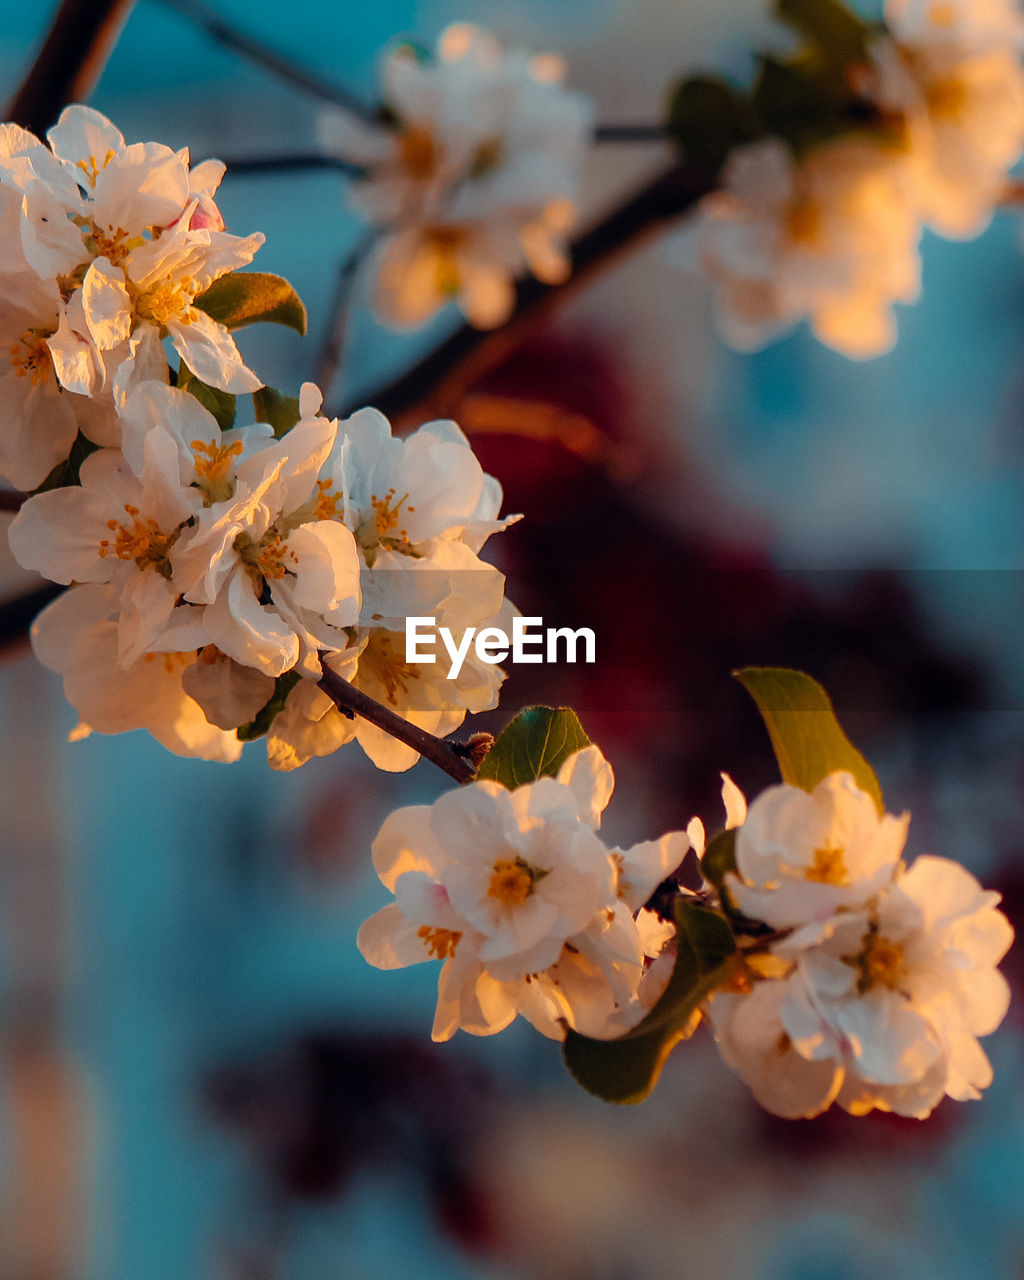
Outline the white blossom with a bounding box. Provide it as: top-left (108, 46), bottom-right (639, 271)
top-left (357, 747), bottom-right (690, 1040)
top-left (320, 23), bottom-right (591, 328)
top-left (683, 136), bottom-right (922, 358)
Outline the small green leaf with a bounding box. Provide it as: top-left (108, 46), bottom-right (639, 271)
top-left (194, 271), bottom-right (307, 336)
top-left (701, 827), bottom-right (737, 899)
top-left (236, 669), bottom-right (302, 741)
top-left (563, 899), bottom-right (737, 1104)
top-left (774, 0), bottom-right (872, 68)
top-left (252, 385), bottom-right (301, 439)
top-left (475, 706), bottom-right (590, 789)
top-left (178, 364), bottom-right (236, 431)
top-left (664, 75), bottom-right (760, 177)
top-left (29, 431), bottom-right (100, 493)
top-left (735, 667), bottom-right (883, 813)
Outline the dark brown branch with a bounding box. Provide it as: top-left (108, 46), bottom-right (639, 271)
top-left (218, 153), bottom-right (365, 178)
top-left (6, 0), bottom-right (138, 136)
top-left (594, 124), bottom-right (667, 143)
top-left (155, 0), bottom-right (376, 122)
top-left (337, 163), bottom-right (711, 426)
top-left (317, 658), bottom-right (476, 784)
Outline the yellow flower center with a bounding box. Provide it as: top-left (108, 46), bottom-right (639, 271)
top-left (313, 477), bottom-right (344, 521)
top-left (98, 504), bottom-right (175, 576)
top-left (234, 528), bottom-right (297, 592)
top-left (190, 437), bottom-right (244, 504)
top-left (9, 329), bottom-right (54, 387)
top-left (926, 73), bottom-right (968, 121)
top-left (845, 927), bottom-right (905, 994)
top-left (417, 925), bottom-right (462, 960)
top-left (142, 650), bottom-right (193, 674)
top-left (84, 222), bottom-right (142, 267)
top-left (357, 488), bottom-right (417, 562)
top-left (398, 124), bottom-right (440, 180)
top-left (806, 842), bottom-right (851, 886)
top-left (359, 633), bottom-right (421, 706)
top-left (136, 275), bottom-right (197, 327)
top-left (487, 858), bottom-right (534, 906)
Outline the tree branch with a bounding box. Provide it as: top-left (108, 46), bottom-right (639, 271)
top-left (0, 584), bottom-right (63, 655)
top-left (5, 0), bottom-right (138, 135)
top-left (317, 658), bottom-right (476, 784)
top-left (337, 163), bottom-right (710, 426)
top-left (154, 0), bottom-right (376, 123)
top-left (217, 153), bottom-right (365, 178)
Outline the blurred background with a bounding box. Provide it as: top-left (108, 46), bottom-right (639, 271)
top-left (2, 0), bottom-right (1024, 1276)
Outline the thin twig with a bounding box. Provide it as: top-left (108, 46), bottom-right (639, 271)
top-left (217, 153), bottom-right (365, 178)
top-left (0, 584), bottom-right (63, 656)
top-left (154, 0), bottom-right (376, 122)
top-left (316, 228), bottom-right (379, 398)
top-left (337, 163), bottom-right (711, 426)
top-left (317, 658), bottom-right (476, 784)
top-left (5, 0), bottom-right (138, 135)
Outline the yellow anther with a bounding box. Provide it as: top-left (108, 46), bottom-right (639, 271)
top-left (417, 925), bottom-right (462, 960)
top-left (844, 927), bottom-right (906, 994)
top-left (361, 633), bottom-right (421, 706)
top-left (98, 503), bottom-right (174, 575)
top-left (9, 329), bottom-right (54, 387)
top-left (191, 437), bottom-right (244, 503)
top-left (137, 275), bottom-right (197, 327)
top-left (313, 478), bottom-right (344, 521)
top-left (75, 149), bottom-right (115, 187)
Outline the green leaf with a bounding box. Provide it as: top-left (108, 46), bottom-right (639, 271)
top-left (475, 706), bottom-right (590, 789)
top-left (252, 385), bottom-right (301, 439)
top-left (664, 75), bottom-right (760, 177)
top-left (29, 431), bottom-right (100, 493)
top-left (734, 667), bottom-right (883, 813)
top-left (563, 899), bottom-right (738, 1104)
top-left (194, 271), bottom-right (307, 336)
top-left (177, 364), bottom-right (236, 431)
top-left (774, 0), bottom-right (871, 68)
top-left (700, 827), bottom-right (737, 899)
top-left (236, 670), bottom-right (302, 741)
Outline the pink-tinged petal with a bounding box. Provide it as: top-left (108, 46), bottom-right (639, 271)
top-left (394, 872), bottom-right (465, 931)
top-left (81, 259), bottom-right (132, 350)
top-left (189, 158), bottom-right (226, 198)
top-left (372, 804), bottom-right (445, 888)
top-left (352, 718), bottom-right (424, 773)
top-left (119, 380), bottom-right (217, 478)
top-left (7, 485), bottom-right (117, 583)
top-left (555, 745), bottom-right (614, 829)
top-left (943, 1029), bottom-right (993, 1101)
top-left (168, 309), bottom-right (261, 393)
top-left (30, 583), bottom-right (118, 674)
top-left (0, 365), bottom-right (79, 491)
top-left (721, 772), bottom-right (748, 828)
top-left (47, 105), bottom-right (124, 167)
top-left (189, 230), bottom-right (265, 292)
top-left (477, 896), bottom-right (561, 974)
top-left (357, 903), bottom-right (438, 970)
top-left (108, 325), bottom-right (170, 410)
top-left (837, 1055), bottom-right (948, 1119)
top-left (953, 966), bottom-right (1011, 1037)
top-left (835, 991), bottom-right (940, 1086)
top-left (91, 142), bottom-right (190, 233)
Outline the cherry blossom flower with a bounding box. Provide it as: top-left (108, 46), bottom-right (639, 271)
top-left (725, 771), bottom-right (909, 931)
top-left (683, 136), bottom-right (922, 358)
top-left (320, 23), bottom-right (591, 328)
top-left (0, 105), bottom-right (263, 404)
top-left (357, 747), bottom-right (690, 1039)
top-left (710, 852), bottom-right (1012, 1118)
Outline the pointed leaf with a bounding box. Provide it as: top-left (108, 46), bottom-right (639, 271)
top-left (178, 364), bottom-right (236, 431)
top-left (563, 899), bottom-right (737, 1104)
top-left (194, 272), bottom-right (307, 335)
top-left (475, 706), bottom-right (590, 790)
top-left (252, 385), bottom-right (301, 439)
top-left (735, 667), bottom-right (883, 813)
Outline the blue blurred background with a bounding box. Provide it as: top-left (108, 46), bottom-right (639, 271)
top-left (2, 1), bottom-right (1024, 1277)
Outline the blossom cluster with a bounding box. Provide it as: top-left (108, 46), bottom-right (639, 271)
top-left (360, 754), bottom-right (1012, 1120)
top-left (320, 23), bottom-right (592, 329)
top-left (358, 746), bottom-right (685, 1039)
top-left (2, 107), bottom-right (520, 770)
top-left (684, 0), bottom-right (1024, 357)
